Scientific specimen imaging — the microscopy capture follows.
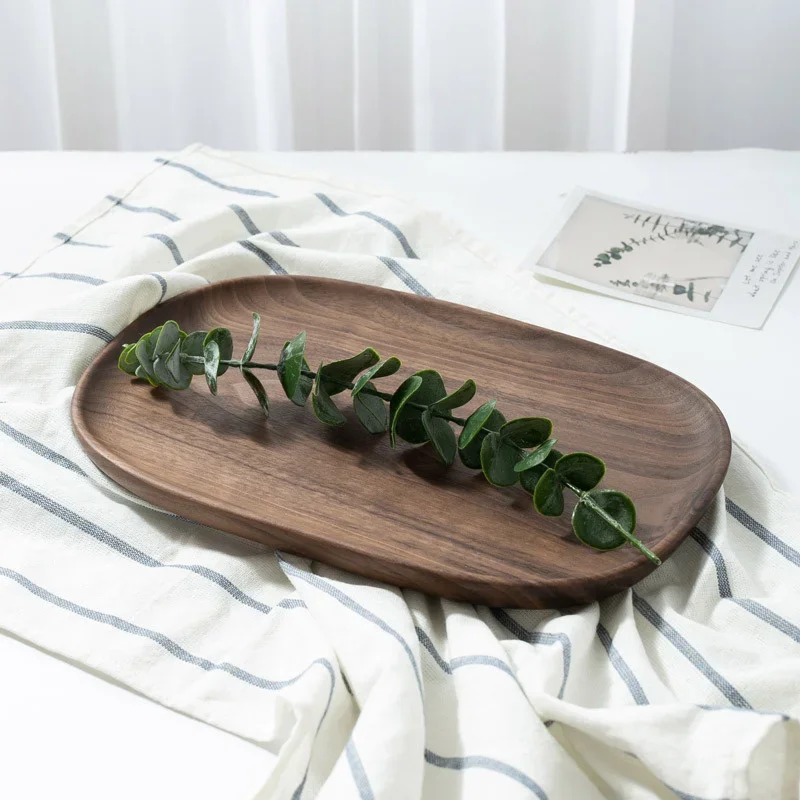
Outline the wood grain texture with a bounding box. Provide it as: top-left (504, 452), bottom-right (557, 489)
top-left (71, 276), bottom-right (731, 608)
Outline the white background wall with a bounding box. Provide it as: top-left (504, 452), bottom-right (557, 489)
top-left (0, 0), bottom-right (798, 152)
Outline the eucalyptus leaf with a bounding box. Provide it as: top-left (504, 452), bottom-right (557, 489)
top-left (118, 343), bottom-right (139, 375)
top-left (421, 409), bottom-right (457, 466)
top-left (203, 328), bottom-right (234, 375)
top-left (353, 382), bottom-right (388, 434)
top-left (241, 367), bottom-right (269, 418)
top-left (312, 363), bottom-right (347, 426)
top-left (479, 431), bottom-right (521, 486)
top-left (291, 357), bottom-right (313, 407)
top-left (389, 375), bottom-right (423, 448)
top-left (513, 438), bottom-right (558, 473)
top-left (203, 340), bottom-right (220, 395)
top-left (134, 364), bottom-right (158, 387)
top-left (134, 326), bottom-right (162, 381)
top-left (277, 331), bottom-right (307, 401)
top-left (458, 408), bottom-right (505, 469)
top-left (320, 348), bottom-right (380, 396)
top-left (555, 452), bottom-right (606, 491)
top-left (393, 369), bottom-right (446, 444)
top-left (433, 379), bottom-right (476, 412)
top-left (458, 400), bottom-right (497, 449)
top-left (352, 357), bottom-right (401, 398)
top-left (533, 468), bottom-right (564, 516)
top-left (154, 340), bottom-right (191, 390)
top-left (154, 320), bottom-right (183, 359)
top-left (242, 312), bottom-right (261, 364)
top-left (500, 417), bottom-right (553, 448)
top-left (518, 463), bottom-right (548, 494)
top-left (181, 330), bottom-right (208, 375)
top-left (572, 490), bottom-right (635, 550)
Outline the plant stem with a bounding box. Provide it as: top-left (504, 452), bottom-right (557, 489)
top-left (182, 356), bottom-right (466, 423)
top-left (561, 478), bottom-right (661, 565)
top-left (183, 353), bottom-right (657, 564)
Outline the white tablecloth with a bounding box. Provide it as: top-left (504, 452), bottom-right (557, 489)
top-left (1, 148), bottom-right (799, 800)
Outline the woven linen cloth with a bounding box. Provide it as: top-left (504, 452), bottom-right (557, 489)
top-left (1, 144), bottom-right (798, 800)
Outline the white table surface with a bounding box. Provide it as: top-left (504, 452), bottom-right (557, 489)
top-left (1, 149), bottom-right (799, 799)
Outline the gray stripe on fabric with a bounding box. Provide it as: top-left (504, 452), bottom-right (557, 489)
top-left (376, 256), bottom-right (433, 298)
top-left (0, 472), bottom-right (276, 616)
top-left (0, 421), bottom-right (86, 475)
top-left (54, 232), bottom-right (109, 248)
top-left (0, 320), bottom-right (114, 343)
top-left (424, 750), bottom-right (548, 800)
top-left (415, 626), bottom-right (451, 673)
top-left (596, 623), bottom-right (649, 705)
top-left (279, 557), bottom-right (423, 696)
top-left (726, 498), bottom-right (800, 567)
top-left (149, 272), bottom-right (168, 302)
top-left (691, 527), bottom-right (800, 644)
top-left (345, 740), bottom-right (375, 800)
top-left (145, 233), bottom-right (184, 265)
top-left (491, 609), bottom-right (571, 699)
top-left (229, 204), bottom-right (261, 235)
top-left (631, 593), bottom-right (751, 708)
top-left (415, 626), bottom-right (517, 680)
top-left (1, 271), bottom-right (105, 286)
top-left (237, 240), bottom-right (289, 275)
top-left (155, 158), bottom-right (278, 198)
top-left (269, 230), bottom-right (299, 247)
top-left (0, 564), bottom-right (333, 693)
top-left (315, 193), bottom-right (419, 259)
top-left (107, 195), bottom-right (180, 222)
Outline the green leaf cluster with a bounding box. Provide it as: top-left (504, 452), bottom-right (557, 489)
top-left (118, 312), bottom-right (660, 565)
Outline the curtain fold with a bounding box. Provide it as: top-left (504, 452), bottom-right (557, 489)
top-left (1, 0), bottom-right (798, 152)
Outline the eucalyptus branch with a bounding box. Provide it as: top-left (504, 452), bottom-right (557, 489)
top-left (119, 314), bottom-right (660, 565)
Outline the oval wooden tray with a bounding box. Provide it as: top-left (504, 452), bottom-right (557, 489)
top-left (72, 276), bottom-right (730, 608)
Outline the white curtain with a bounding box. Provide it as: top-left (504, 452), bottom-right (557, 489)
top-left (2, 0), bottom-right (799, 152)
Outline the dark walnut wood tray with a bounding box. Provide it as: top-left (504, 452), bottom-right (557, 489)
top-left (72, 276), bottom-right (730, 608)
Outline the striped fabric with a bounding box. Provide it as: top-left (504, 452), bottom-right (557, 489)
top-left (1, 144), bottom-right (798, 800)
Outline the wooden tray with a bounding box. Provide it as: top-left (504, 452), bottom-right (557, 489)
top-left (72, 276), bottom-right (730, 608)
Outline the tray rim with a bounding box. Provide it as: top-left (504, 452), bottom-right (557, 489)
top-left (71, 275), bottom-right (733, 606)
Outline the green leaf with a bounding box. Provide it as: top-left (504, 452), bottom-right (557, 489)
top-left (134, 364), bottom-right (158, 386)
top-left (571, 490), bottom-right (635, 550)
top-left (458, 400), bottom-right (497, 449)
top-left (393, 369), bottom-right (446, 444)
top-left (458, 408), bottom-right (505, 468)
top-left (514, 438), bottom-right (558, 473)
top-left (533, 468), bottom-right (564, 516)
top-left (241, 367), bottom-right (269, 418)
top-left (277, 331), bottom-right (307, 401)
top-left (154, 340), bottom-right (191, 390)
top-left (555, 452), bottom-right (606, 491)
top-left (311, 363), bottom-right (347, 426)
top-left (203, 328), bottom-right (234, 375)
top-left (433, 379), bottom-right (476, 412)
top-left (153, 320), bottom-right (183, 359)
top-left (134, 326), bottom-right (162, 382)
top-left (500, 417), bottom-right (553, 448)
top-left (518, 463), bottom-right (548, 494)
top-left (242, 312), bottom-right (261, 364)
top-left (421, 409), bottom-right (457, 466)
top-left (352, 357), bottom-right (401, 398)
top-left (353, 382), bottom-right (388, 434)
top-left (320, 348), bottom-right (380, 396)
top-left (203, 340), bottom-right (220, 395)
top-left (181, 331), bottom-right (208, 375)
top-left (389, 375), bottom-right (423, 447)
top-left (118, 343), bottom-right (140, 375)
top-left (291, 357), bottom-right (313, 407)
top-left (479, 431), bottom-right (521, 486)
